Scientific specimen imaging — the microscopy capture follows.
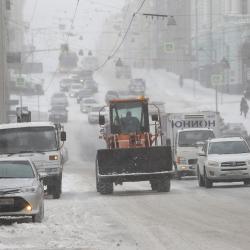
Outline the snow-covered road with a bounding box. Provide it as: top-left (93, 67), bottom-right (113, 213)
top-left (1, 69), bottom-right (250, 250)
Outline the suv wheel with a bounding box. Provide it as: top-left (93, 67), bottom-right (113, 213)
top-left (197, 166), bottom-right (205, 187)
top-left (204, 168), bottom-right (213, 188)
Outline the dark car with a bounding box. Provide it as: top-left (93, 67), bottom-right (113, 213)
top-left (84, 79), bottom-right (98, 93)
top-left (76, 89), bottom-right (95, 103)
top-left (59, 78), bottom-right (75, 92)
top-left (105, 90), bottom-right (119, 104)
top-left (128, 78), bottom-right (146, 95)
top-left (49, 105), bottom-right (68, 123)
top-left (51, 92), bottom-right (69, 107)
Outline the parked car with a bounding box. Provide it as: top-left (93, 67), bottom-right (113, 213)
top-left (105, 90), bottom-right (119, 104)
top-left (128, 78), bottom-right (146, 95)
top-left (88, 105), bottom-right (108, 124)
top-left (51, 92), bottom-right (68, 107)
top-left (49, 105), bottom-right (68, 123)
top-left (59, 78), bottom-right (75, 92)
top-left (76, 89), bottom-right (95, 103)
top-left (69, 83), bottom-right (84, 98)
top-left (80, 98), bottom-right (97, 113)
top-left (197, 137), bottom-right (250, 188)
top-left (0, 158), bottom-right (44, 223)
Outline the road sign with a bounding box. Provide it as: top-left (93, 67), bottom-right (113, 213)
top-left (7, 52), bottom-right (21, 64)
top-left (7, 100), bottom-right (19, 106)
top-left (164, 42), bottom-right (175, 53)
top-left (211, 74), bottom-right (223, 86)
top-left (16, 77), bottom-right (26, 88)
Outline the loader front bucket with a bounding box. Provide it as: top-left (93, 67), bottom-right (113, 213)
top-left (97, 146), bottom-right (172, 176)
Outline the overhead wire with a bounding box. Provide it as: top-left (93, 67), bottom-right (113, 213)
top-left (44, 0), bottom-right (81, 93)
top-left (94, 0), bottom-right (147, 71)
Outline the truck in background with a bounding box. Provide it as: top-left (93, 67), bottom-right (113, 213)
top-left (161, 112), bottom-right (222, 179)
top-left (0, 122), bottom-right (66, 198)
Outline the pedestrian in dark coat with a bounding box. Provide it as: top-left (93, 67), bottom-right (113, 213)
top-left (240, 96), bottom-right (249, 118)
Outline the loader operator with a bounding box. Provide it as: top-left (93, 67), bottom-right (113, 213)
top-left (121, 111), bottom-right (140, 133)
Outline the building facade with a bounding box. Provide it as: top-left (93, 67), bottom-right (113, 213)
top-left (191, 0), bottom-right (250, 93)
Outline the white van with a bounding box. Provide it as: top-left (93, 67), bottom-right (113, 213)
top-left (0, 122), bottom-right (66, 199)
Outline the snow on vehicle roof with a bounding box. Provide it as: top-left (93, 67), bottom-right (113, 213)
top-left (209, 137), bottom-right (244, 142)
top-left (0, 122), bottom-right (56, 130)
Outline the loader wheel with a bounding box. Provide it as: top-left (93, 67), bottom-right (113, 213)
top-left (99, 181), bottom-right (113, 195)
top-left (150, 180), bottom-right (158, 191)
top-left (157, 177), bottom-right (171, 192)
top-left (95, 159), bottom-right (101, 192)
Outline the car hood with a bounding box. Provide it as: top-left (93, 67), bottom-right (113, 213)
top-left (208, 153), bottom-right (250, 162)
top-left (0, 179), bottom-right (36, 191)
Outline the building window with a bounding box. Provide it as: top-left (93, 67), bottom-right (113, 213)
top-left (241, 0), bottom-right (248, 14)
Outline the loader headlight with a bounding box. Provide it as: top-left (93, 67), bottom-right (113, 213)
top-left (207, 161), bottom-right (219, 167)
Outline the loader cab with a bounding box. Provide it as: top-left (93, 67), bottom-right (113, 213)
top-left (109, 99), bottom-right (149, 134)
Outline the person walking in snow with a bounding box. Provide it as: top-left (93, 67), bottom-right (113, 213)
top-left (240, 95), bottom-right (249, 118)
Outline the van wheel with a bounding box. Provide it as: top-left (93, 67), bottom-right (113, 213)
top-left (204, 168), bottom-right (213, 188)
top-left (157, 177), bottom-right (171, 192)
top-left (99, 181), bottom-right (113, 195)
top-left (197, 166), bottom-right (205, 187)
top-left (53, 177), bottom-right (62, 199)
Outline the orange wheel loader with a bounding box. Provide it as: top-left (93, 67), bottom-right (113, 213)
top-left (96, 97), bottom-right (173, 194)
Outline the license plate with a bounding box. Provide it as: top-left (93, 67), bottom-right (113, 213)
top-left (0, 198), bottom-right (14, 205)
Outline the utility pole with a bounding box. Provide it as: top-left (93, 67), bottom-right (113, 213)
top-left (193, 0), bottom-right (199, 97)
top-left (0, 1), bottom-right (7, 123)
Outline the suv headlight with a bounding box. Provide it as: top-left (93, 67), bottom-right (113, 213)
top-left (207, 161), bottom-right (219, 167)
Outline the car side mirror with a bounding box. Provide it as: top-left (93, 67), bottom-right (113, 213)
top-left (61, 131), bottom-right (66, 141)
top-left (99, 115), bottom-right (105, 125)
top-left (38, 173), bottom-right (46, 181)
top-left (152, 114), bottom-right (159, 122)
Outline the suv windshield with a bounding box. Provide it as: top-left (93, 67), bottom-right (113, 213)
top-left (208, 141), bottom-right (250, 154)
top-left (178, 130), bottom-right (215, 147)
top-left (0, 161), bottom-right (34, 178)
top-left (0, 127), bottom-right (58, 154)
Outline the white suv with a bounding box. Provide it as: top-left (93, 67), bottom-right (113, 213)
top-left (197, 137), bottom-right (250, 188)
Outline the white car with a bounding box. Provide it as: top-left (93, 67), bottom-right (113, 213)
top-left (0, 158), bottom-right (44, 222)
top-left (88, 106), bottom-right (108, 124)
top-left (69, 83), bottom-right (84, 98)
top-left (197, 137), bottom-right (250, 188)
top-left (80, 98), bottom-right (97, 113)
